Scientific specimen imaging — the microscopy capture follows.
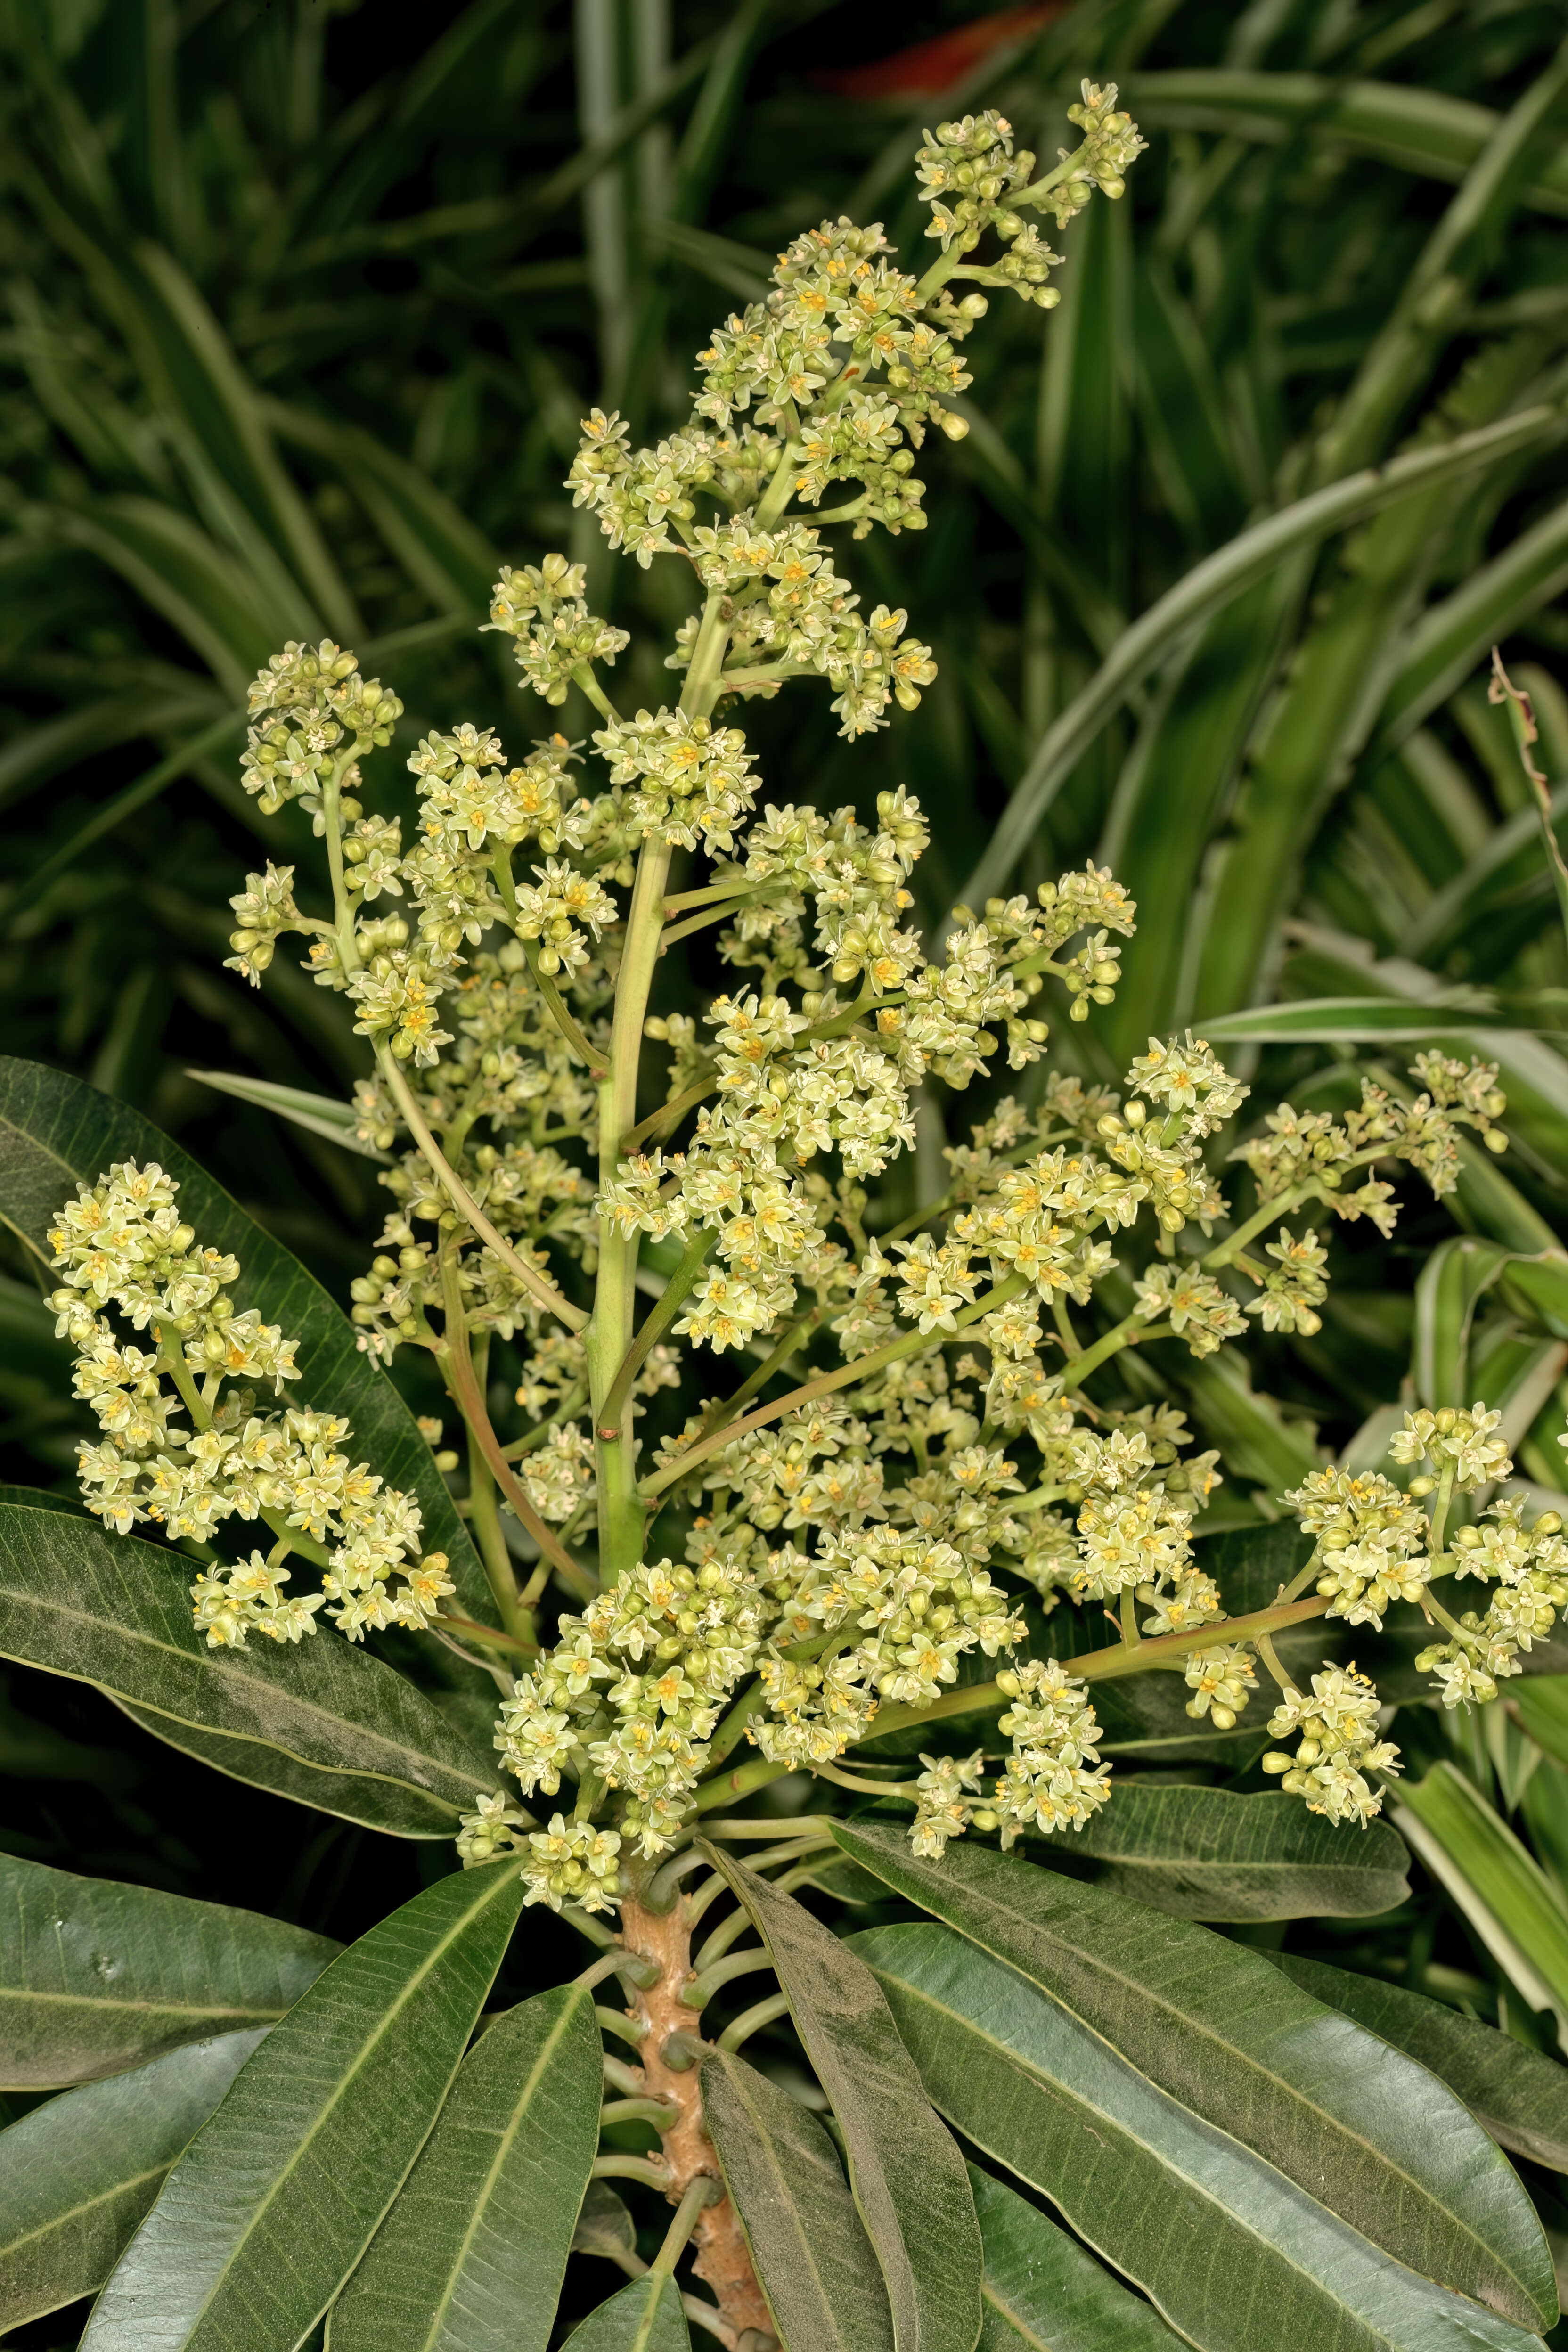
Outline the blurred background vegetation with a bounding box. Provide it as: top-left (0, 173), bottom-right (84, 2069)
top-left (7, 0), bottom-right (1568, 2325)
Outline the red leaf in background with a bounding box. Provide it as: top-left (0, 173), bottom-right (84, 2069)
top-left (810, 5), bottom-right (1063, 100)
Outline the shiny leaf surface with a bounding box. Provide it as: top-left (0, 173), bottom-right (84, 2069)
top-left (0, 1851), bottom-right (335, 2090)
top-left (969, 2163), bottom-right (1186, 2352)
top-left (80, 1860), bottom-right (525, 2352)
top-left (833, 1822), bottom-right (1551, 2330)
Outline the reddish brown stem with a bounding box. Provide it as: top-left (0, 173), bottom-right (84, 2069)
top-left (617, 1894), bottom-right (778, 2350)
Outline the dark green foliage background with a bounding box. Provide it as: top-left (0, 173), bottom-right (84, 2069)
top-left (5, 0), bottom-right (1568, 2340)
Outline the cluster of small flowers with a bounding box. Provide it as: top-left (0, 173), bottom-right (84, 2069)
top-left (1284, 1466), bottom-right (1432, 1629)
top-left (1262, 1666), bottom-right (1400, 1826)
top-left (672, 517), bottom-right (939, 736)
top-left (238, 640), bottom-right (403, 822)
top-left (992, 1659), bottom-right (1111, 1838)
top-left (1183, 1642), bottom-right (1258, 1729)
top-left (1415, 1493), bottom-right (1568, 1707)
top-left (915, 88), bottom-right (1144, 286)
top-left (482, 555), bottom-right (629, 706)
top-left (523, 1815), bottom-right (623, 1915)
top-left (1232, 1054), bottom-right (1509, 1230)
top-left (49, 1164), bottom-right (451, 1644)
top-left (593, 708), bottom-right (758, 853)
top-left (494, 1558), bottom-right (767, 1862)
top-left (753, 1524), bottom-right (1026, 1767)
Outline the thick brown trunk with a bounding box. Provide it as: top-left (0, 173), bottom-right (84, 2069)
top-left (618, 1893), bottom-right (778, 2351)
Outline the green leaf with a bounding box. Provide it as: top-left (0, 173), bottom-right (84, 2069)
top-left (0, 2029), bottom-right (265, 2336)
top-left (854, 1922), bottom-right (1551, 2352)
top-left (1201, 998), bottom-right (1520, 1043)
top-left (968, 2162), bottom-right (1185, 2352)
top-left (0, 1055), bottom-right (492, 1623)
top-left (702, 1845), bottom-right (981, 2352)
top-left (328, 1983), bottom-right (602, 2352)
top-left (1266, 1952), bottom-right (1568, 2175)
top-left (186, 1071), bottom-right (390, 1161)
top-left (81, 1859), bottom-right (526, 2352)
top-left (0, 1850), bottom-right (336, 2090)
top-left (1512, 1678), bottom-right (1568, 1772)
top-left (0, 1502), bottom-right (498, 1837)
top-left (560, 2273), bottom-right (690, 2352)
top-left (957, 406), bottom-right (1566, 911)
top-left (833, 1822), bottom-right (1552, 2332)
top-left (1396, 1764), bottom-right (1568, 2034)
top-left (701, 2045), bottom-right (896, 2352)
top-left (1124, 71), bottom-right (1568, 214)
top-left (1037, 1785), bottom-right (1410, 1921)
top-left (1413, 1238), bottom-right (1520, 1409)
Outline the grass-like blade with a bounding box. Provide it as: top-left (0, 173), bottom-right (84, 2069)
top-left (80, 1859), bottom-right (525, 2352)
top-left (1397, 1765), bottom-right (1568, 2032)
top-left (0, 1850), bottom-right (335, 2090)
top-left (1267, 1952), bottom-right (1568, 2175)
top-left (703, 1845), bottom-right (981, 2352)
top-left (958, 406), bottom-right (1566, 911)
top-left (1039, 1785), bottom-right (1410, 1920)
top-left (0, 1054), bottom-right (492, 1623)
top-left (855, 1922), bottom-right (1551, 2352)
top-left (187, 1070), bottom-right (390, 1160)
top-left (328, 1982), bottom-right (602, 2352)
top-left (0, 1501), bottom-right (498, 1837)
top-left (0, 2030), bottom-right (265, 2336)
top-left (833, 1822), bottom-right (1552, 2331)
top-left (701, 2045), bottom-right (896, 2352)
top-left (969, 2162), bottom-right (1185, 2352)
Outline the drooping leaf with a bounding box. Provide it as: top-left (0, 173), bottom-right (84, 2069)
top-left (702, 1845), bottom-right (981, 2352)
top-left (560, 2272), bottom-right (690, 2352)
top-left (833, 1822), bottom-right (1552, 2332)
top-left (186, 1070), bottom-right (390, 1160)
top-left (0, 2030), bottom-right (265, 2336)
top-left (0, 1850), bottom-right (336, 2090)
top-left (0, 1502), bottom-right (499, 1836)
top-left (701, 2045), bottom-right (896, 2352)
top-left (329, 1982), bottom-right (602, 2352)
top-left (968, 2162), bottom-right (1186, 2352)
top-left (1037, 1784), bottom-right (1410, 1920)
top-left (1266, 1952), bottom-right (1568, 2174)
top-left (856, 1922), bottom-right (1550, 2352)
top-left (0, 1055), bottom-right (491, 1622)
top-left (1396, 1765), bottom-right (1568, 2033)
top-left (80, 1859), bottom-right (526, 2352)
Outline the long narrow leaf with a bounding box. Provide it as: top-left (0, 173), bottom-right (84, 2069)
top-left (857, 1923), bottom-right (1550, 2352)
top-left (958, 406), bottom-right (1566, 911)
top-left (0, 1850), bottom-right (335, 2090)
top-left (0, 2031), bottom-right (266, 2336)
top-left (701, 2046), bottom-right (897, 2352)
top-left (702, 1846), bottom-right (981, 2352)
top-left (969, 2163), bottom-right (1185, 2352)
top-left (80, 1860), bottom-right (526, 2352)
top-left (833, 1821), bottom-right (1552, 2331)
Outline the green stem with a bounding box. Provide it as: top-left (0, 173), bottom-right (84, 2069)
top-left (437, 1286), bottom-right (592, 1606)
top-left (597, 1227), bottom-right (715, 1438)
top-left (378, 1053), bottom-right (586, 1332)
top-left (501, 1383), bottom-right (589, 1461)
top-left (689, 1303), bottom-right (821, 1451)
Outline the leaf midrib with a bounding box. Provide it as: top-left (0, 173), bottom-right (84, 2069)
top-left (413, 1986), bottom-right (590, 2352)
top-left (0, 2161), bottom-right (170, 2263)
top-left (167, 1868), bottom-right (516, 2344)
top-left (892, 1870), bottom-right (1523, 2292)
